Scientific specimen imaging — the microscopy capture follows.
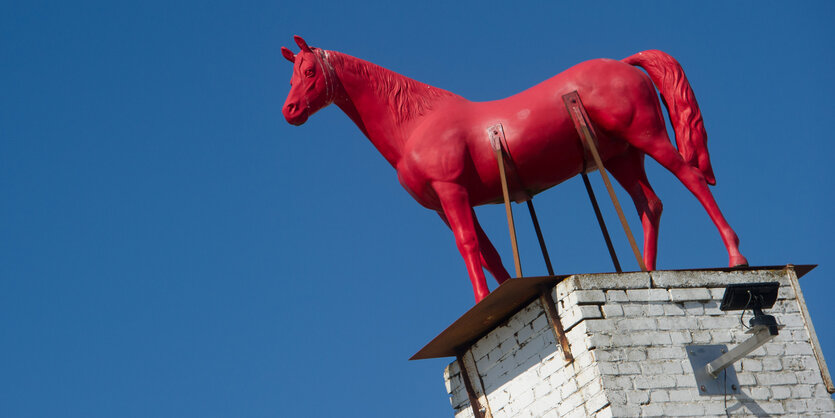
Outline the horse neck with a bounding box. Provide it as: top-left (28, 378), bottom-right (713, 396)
top-left (327, 50), bottom-right (458, 167)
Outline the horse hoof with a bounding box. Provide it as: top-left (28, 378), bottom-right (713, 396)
top-left (729, 255), bottom-right (749, 268)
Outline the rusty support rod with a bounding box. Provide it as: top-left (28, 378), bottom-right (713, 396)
top-left (563, 91), bottom-right (647, 272)
top-left (539, 285), bottom-right (573, 363)
top-left (580, 172), bottom-right (622, 273)
top-left (488, 124), bottom-right (522, 278)
top-left (526, 200), bottom-right (555, 276)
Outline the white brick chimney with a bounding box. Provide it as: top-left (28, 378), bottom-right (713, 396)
top-left (419, 266), bottom-right (834, 417)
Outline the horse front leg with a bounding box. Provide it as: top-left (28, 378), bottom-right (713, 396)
top-left (433, 181), bottom-right (491, 302)
top-left (437, 210), bottom-right (511, 286)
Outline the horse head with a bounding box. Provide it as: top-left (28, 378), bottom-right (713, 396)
top-left (281, 36), bottom-right (337, 126)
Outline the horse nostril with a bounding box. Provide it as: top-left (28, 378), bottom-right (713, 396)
top-left (286, 103), bottom-right (296, 113)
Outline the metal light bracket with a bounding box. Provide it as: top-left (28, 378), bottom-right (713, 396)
top-left (687, 323), bottom-right (782, 396)
top-left (686, 344), bottom-right (741, 396)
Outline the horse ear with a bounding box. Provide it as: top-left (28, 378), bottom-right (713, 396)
top-left (281, 47), bottom-right (295, 63)
top-left (294, 35), bottom-right (312, 52)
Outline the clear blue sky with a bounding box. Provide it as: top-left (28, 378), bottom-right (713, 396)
top-left (2, 1), bottom-right (833, 417)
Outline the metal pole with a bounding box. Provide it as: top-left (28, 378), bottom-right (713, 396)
top-left (526, 200), bottom-right (555, 276)
top-left (563, 91), bottom-right (647, 272)
top-left (488, 124), bottom-right (522, 278)
top-left (580, 172), bottom-right (622, 273)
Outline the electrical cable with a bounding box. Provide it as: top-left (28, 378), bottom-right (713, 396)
top-left (739, 290), bottom-right (752, 329)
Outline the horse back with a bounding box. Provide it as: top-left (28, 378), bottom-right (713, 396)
top-left (400, 58), bottom-right (659, 207)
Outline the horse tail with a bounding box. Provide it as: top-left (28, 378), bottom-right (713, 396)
top-left (623, 50), bottom-right (716, 185)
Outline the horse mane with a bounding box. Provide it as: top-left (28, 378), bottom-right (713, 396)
top-left (325, 50), bottom-right (458, 124)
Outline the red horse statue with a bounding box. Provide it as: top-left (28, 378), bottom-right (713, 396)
top-left (281, 35), bottom-right (747, 302)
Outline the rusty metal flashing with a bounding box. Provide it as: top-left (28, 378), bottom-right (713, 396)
top-left (539, 286), bottom-right (573, 363)
top-left (456, 350), bottom-right (492, 418)
top-left (411, 265), bottom-right (816, 360)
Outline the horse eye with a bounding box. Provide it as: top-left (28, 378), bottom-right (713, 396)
top-left (305, 69), bottom-right (315, 77)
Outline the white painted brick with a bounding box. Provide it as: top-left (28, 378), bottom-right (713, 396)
top-left (646, 303), bottom-right (665, 316)
top-left (604, 387), bottom-right (626, 405)
top-left (619, 317), bottom-right (656, 331)
top-left (691, 330), bottom-right (712, 343)
top-left (785, 399), bottom-right (808, 412)
top-left (647, 346), bottom-right (685, 360)
top-left (669, 288), bottom-right (711, 302)
top-left (625, 390), bottom-right (648, 405)
top-left (663, 303), bottom-right (686, 316)
top-left (668, 330), bottom-right (692, 344)
top-left (584, 391), bottom-right (609, 414)
top-left (583, 318), bottom-right (614, 333)
top-left (531, 312), bottom-right (548, 333)
top-left (601, 304), bottom-right (623, 317)
top-left (558, 378), bottom-right (578, 399)
top-left (747, 386), bottom-right (771, 400)
top-left (626, 288), bottom-right (669, 302)
top-left (515, 323), bottom-right (535, 344)
top-left (772, 385), bottom-right (791, 399)
top-left (708, 287), bottom-right (725, 299)
top-left (737, 373), bottom-right (756, 385)
top-left (640, 403), bottom-right (664, 416)
top-left (559, 305), bottom-right (602, 330)
top-left (556, 391), bottom-right (584, 416)
top-left (791, 384), bottom-right (813, 399)
top-left (682, 301), bottom-right (704, 315)
top-left (486, 389), bottom-right (510, 411)
top-left (575, 365), bottom-right (599, 388)
top-left (762, 356), bottom-right (782, 371)
top-left (668, 388), bottom-right (694, 402)
top-left (625, 348), bottom-right (647, 361)
top-left (741, 358), bottom-right (762, 372)
top-left (698, 316), bottom-right (738, 329)
top-left (796, 370), bottom-right (826, 384)
top-left (756, 372), bottom-right (798, 385)
top-left (758, 401), bottom-right (787, 414)
top-left (650, 390), bottom-right (669, 402)
top-left (593, 405), bottom-right (613, 418)
top-left (785, 341), bottom-right (815, 355)
top-left (618, 362), bottom-right (640, 375)
top-left (563, 405), bottom-right (586, 418)
top-left (605, 290), bottom-right (627, 302)
top-left (621, 304), bottom-right (644, 316)
top-left (697, 402), bottom-right (723, 416)
top-left (664, 402), bottom-right (704, 416)
top-left (703, 300), bottom-right (722, 315)
top-left (809, 398), bottom-right (835, 413)
top-left (814, 383), bottom-right (831, 397)
top-left (567, 289), bottom-right (606, 305)
top-left (596, 362), bottom-right (618, 376)
top-left (656, 316), bottom-right (698, 330)
top-left (634, 375), bottom-right (676, 389)
top-left (674, 374), bottom-right (695, 388)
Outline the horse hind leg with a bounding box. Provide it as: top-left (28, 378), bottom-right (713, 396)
top-left (624, 125), bottom-right (747, 267)
top-left (606, 147), bottom-right (663, 270)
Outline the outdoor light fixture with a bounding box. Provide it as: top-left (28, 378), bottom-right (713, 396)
top-left (686, 282), bottom-right (783, 395)
top-left (720, 282), bottom-right (780, 335)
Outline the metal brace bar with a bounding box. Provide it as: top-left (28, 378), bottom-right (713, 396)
top-left (488, 123), bottom-right (522, 278)
top-left (562, 91), bottom-right (647, 272)
top-left (539, 285), bottom-right (574, 363)
top-left (456, 350), bottom-right (492, 418)
top-left (580, 172), bottom-right (622, 273)
top-left (705, 325), bottom-right (776, 378)
top-left (526, 200), bottom-right (555, 276)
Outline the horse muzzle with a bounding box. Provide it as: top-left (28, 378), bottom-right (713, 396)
top-left (283, 103), bottom-right (309, 126)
